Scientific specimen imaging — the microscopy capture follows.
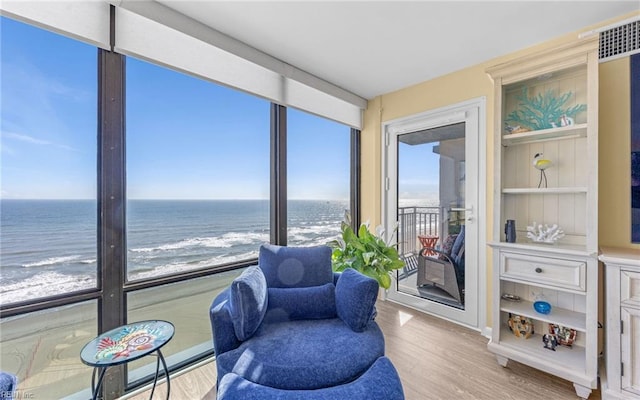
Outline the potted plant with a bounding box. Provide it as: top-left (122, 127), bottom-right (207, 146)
top-left (328, 215), bottom-right (405, 290)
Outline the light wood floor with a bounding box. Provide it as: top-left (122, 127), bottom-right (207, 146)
top-left (126, 299), bottom-right (601, 400)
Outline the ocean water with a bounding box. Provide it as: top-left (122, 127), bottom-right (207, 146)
top-left (0, 199), bottom-right (348, 305)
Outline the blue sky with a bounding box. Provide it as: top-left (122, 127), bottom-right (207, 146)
top-left (1, 16), bottom-right (435, 201)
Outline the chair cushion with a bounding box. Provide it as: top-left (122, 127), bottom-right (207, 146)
top-left (438, 234), bottom-right (458, 260)
top-left (451, 225), bottom-right (466, 282)
top-left (258, 244), bottom-right (333, 288)
top-left (335, 268), bottom-right (379, 332)
top-left (264, 283), bottom-right (337, 323)
top-left (451, 225), bottom-right (465, 259)
top-left (217, 356), bottom-right (404, 400)
top-left (229, 265), bottom-right (268, 341)
top-left (215, 318), bottom-right (385, 390)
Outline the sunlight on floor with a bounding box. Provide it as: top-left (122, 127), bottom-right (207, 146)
top-left (398, 310), bottom-right (414, 326)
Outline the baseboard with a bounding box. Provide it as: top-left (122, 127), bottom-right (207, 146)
top-left (482, 326), bottom-right (492, 339)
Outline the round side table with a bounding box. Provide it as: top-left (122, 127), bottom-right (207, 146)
top-left (80, 320), bottom-right (174, 400)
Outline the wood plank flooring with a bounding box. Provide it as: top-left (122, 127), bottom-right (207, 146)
top-left (126, 299), bottom-right (601, 399)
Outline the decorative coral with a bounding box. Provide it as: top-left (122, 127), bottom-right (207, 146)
top-left (505, 87), bottom-right (586, 131)
top-left (526, 222), bottom-right (565, 244)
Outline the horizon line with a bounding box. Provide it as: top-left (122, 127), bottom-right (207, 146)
top-left (0, 197), bottom-right (350, 201)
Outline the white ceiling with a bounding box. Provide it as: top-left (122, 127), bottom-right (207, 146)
top-left (157, 1), bottom-right (639, 100)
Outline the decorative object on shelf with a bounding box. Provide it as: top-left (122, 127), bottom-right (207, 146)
top-left (508, 313), bottom-right (534, 338)
top-left (558, 114), bottom-right (574, 127)
top-left (542, 333), bottom-right (558, 351)
top-left (533, 300), bottom-right (552, 314)
top-left (504, 219), bottom-right (517, 243)
top-left (526, 222), bottom-right (565, 244)
top-left (504, 123), bottom-right (530, 134)
top-left (533, 153), bottom-right (553, 188)
top-left (501, 293), bottom-right (521, 302)
top-left (505, 87), bottom-right (587, 131)
top-left (533, 292), bottom-right (552, 315)
top-left (549, 324), bottom-right (577, 347)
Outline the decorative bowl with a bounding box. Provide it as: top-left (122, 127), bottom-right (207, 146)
top-left (533, 300), bottom-right (552, 314)
top-left (501, 293), bottom-right (521, 302)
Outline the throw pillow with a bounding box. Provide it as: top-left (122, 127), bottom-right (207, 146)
top-left (258, 244), bottom-right (333, 288)
top-left (335, 268), bottom-right (378, 332)
top-left (229, 265), bottom-right (268, 341)
top-left (265, 283), bottom-right (337, 322)
top-left (438, 234), bottom-right (458, 261)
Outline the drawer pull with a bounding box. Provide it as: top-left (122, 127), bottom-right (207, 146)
top-left (535, 267), bottom-right (543, 273)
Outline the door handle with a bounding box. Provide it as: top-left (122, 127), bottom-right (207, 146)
top-left (450, 206), bottom-right (474, 221)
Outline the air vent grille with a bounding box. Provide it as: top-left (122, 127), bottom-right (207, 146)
top-left (599, 19), bottom-right (640, 61)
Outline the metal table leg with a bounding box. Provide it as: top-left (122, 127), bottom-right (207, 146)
top-left (158, 349), bottom-right (170, 400)
top-left (92, 367), bottom-right (107, 400)
top-left (147, 349), bottom-right (170, 400)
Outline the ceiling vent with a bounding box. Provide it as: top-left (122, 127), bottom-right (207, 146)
top-left (599, 19), bottom-right (640, 61)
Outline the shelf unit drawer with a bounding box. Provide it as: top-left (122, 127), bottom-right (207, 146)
top-left (500, 252), bottom-right (586, 291)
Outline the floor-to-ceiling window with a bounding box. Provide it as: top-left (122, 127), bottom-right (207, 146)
top-left (0, 16), bottom-right (99, 398)
top-left (125, 57), bottom-right (271, 384)
top-left (287, 108), bottom-right (351, 246)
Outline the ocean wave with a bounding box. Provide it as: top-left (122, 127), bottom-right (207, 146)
top-left (287, 225), bottom-right (340, 244)
top-left (0, 271), bottom-right (95, 304)
top-left (129, 251), bottom-right (259, 280)
top-left (130, 232), bottom-right (268, 253)
top-left (22, 255), bottom-right (81, 268)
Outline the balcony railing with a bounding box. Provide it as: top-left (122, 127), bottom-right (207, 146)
top-left (397, 206), bottom-right (441, 255)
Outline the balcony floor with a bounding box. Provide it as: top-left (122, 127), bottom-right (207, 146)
top-left (125, 299), bottom-right (601, 400)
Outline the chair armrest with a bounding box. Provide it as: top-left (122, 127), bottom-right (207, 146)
top-left (419, 248), bottom-right (464, 283)
top-left (210, 287), bottom-right (241, 356)
top-left (335, 268), bottom-right (378, 332)
top-left (332, 272), bottom-right (341, 286)
top-left (419, 248), bottom-right (454, 264)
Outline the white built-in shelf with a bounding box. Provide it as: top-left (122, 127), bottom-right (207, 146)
top-left (502, 187), bottom-right (588, 194)
top-left (496, 327), bottom-right (587, 367)
top-left (489, 37), bottom-right (599, 398)
top-left (502, 124), bottom-right (587, 146)
top-left (500, 300), bottom-right (587, 332)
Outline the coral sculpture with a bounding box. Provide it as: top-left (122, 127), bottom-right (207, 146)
top-left (526, 222), bottom-right (565, 244)
top-left (505, 87), bottom-right (586, 131)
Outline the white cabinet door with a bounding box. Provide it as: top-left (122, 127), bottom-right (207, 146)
top-left (621, 307), bottom-right (640, 397)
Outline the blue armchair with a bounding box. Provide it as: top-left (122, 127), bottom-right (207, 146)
top-left (210, 244), bottom-right (404, 400)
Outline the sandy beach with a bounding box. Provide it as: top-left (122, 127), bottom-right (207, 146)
top-left (0, 269), bottom-right (241, 399)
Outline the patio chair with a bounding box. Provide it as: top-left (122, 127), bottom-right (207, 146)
top-left (417, 226), bottom-right (465, 303)
top-left (399, 252), bottom-right (418, 279)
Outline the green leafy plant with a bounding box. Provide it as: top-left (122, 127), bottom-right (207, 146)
top-left (328, 216), bottom-right (405, 290)
top-left (506, 87), bottom-right (586, 131)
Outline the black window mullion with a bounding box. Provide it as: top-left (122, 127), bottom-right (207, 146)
top-left (350, 128), bottom-right (361, 231)
top-left (270, 104), bottom-right (287, 245)
top-left (97, 6), bottom-right (127, 397)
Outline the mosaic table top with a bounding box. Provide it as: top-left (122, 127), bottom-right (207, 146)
top-left (81, 320), bottom-right (174, 367)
